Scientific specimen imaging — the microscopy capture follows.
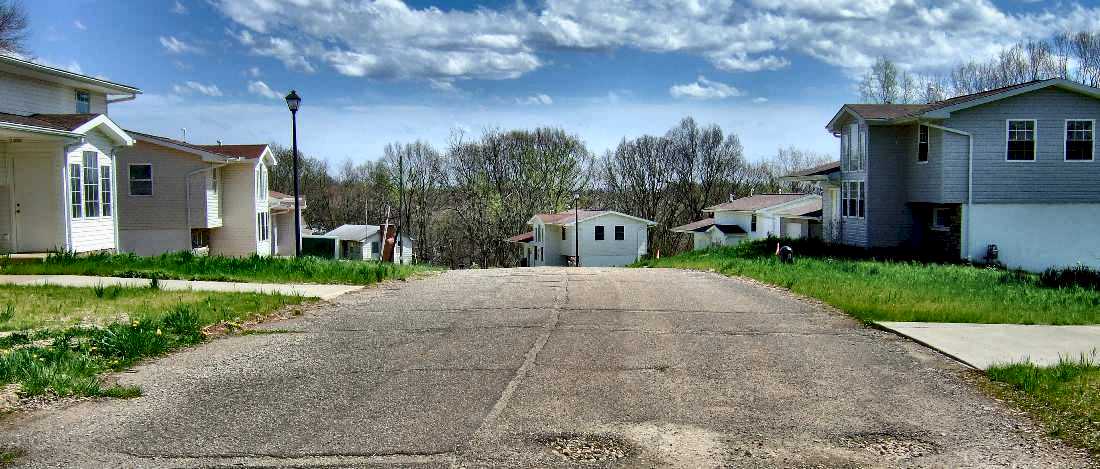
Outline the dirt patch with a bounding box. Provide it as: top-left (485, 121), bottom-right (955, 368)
top-left (614, 423), bottom-right (725, 468)
top-left (538, 433), bottom-right (635, 465)
top-left (838, 431), bottom-right (940, 461)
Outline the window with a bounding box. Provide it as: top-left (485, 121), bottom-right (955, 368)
top-left (257, 212), bottom-right (270, 242)
top-left (842, 123), bottom-right (864, 172)
top-left (931, 207), bottom-right (951, 231)
top-left (256, 165), bottom-right (268, 200)
top-left (69, 163), bottom-right (82, 218)
top-left (614, 225), bottom-right (624, 240)
top-left (1007, 120), bottom-right (1036, 161)
top-left (842, 181), bottom-right (865, 219)
top-left (210, 168), bottom-right (219, 194)
top-left (75, 90), bottom-right (90, 114)
top-left (750, 215), bottom-right (757, 232)
top-left (917, 125), bottom-right (929, 162)
top-left (100, 165), bottom-right (112, 216)
top-left (1066, 120), bottom-right (1094, 161)
top-left (129, 164), bottom-right (153, 196)
top-left (371, 241), bottom-right (380, 257)
top-left (595, 225), bottom-right (605, 241)
top-left (191, 229), bottom-right (210, 249)
top-left (82, 152), bottom-right (100, 217)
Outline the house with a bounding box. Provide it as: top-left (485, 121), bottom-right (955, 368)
top-left (0, 54), bottom-right (139, 254)
top-left (783, 78), bottom-right (1100, 271)
top-left (507, 209), bottom-right (656, 267)
top-left (116, 133), bottom-right (302, 256)
top-left (324, 224), bottom-right (414, 264)
top-left (671, 193), bottom-right (822, 250)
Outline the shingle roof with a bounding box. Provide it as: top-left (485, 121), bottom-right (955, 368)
top-left (772, 199), bottom-right (823, 217)
top-left (670, 218), bottom-right (716, 233)
top-left (0, 112), bottom-right (100, 132)
top-left (842, 79), bottom-right (1058, 123)
top-left (506, 231), bottom-right (534, 243)
top-left (785, 161), bottom-right (840, 178)
top-left (704, 194), bottom-right (809, 212)
top-left (195, 144), bottom-right (268, 159)
top-left (533, 209), bottom-right (609, 225)
top-left (324, 224), bottom-right (381, 241)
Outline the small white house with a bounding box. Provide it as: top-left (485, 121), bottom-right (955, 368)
top-left (508, 209), bottom-right (656, 267)
top-left (325, 224), bottom-right (414, 264)
top-left (673, 194), bottom-right (822, 250)
top-left (0, 54), bottom-right (140, 254)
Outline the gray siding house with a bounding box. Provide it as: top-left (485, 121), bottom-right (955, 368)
top-left (786, 79), bottom-right (1100, 272)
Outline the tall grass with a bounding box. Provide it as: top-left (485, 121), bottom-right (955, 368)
top-left (635, 238), bottom-right (1100, 325)
top-left (0, 251), bottom-right (435, 285)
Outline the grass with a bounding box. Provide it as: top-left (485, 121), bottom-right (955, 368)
top-left (0, 284), bottom-right (304, 399)
top-left (0, 250), bottom-right (436, 286)
top-left (633, 239), bottom-right (1100, 325)
top-left (987, 355), bottom-right (1100, 455)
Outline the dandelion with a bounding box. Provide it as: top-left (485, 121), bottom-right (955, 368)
top-left (155, 328), bottom-right (162, 336)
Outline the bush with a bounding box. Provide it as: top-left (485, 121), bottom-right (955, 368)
top-left (1040, 265), bottom-right (1100, 290)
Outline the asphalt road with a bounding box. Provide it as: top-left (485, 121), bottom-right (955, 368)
top-left (2, 268), bottom-right (1091, 467)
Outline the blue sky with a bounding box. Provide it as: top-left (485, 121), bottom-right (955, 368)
top-left (22, 0), bottom-right (1100, 163)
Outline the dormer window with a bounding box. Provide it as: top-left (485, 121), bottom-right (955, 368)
top-left (76, 90), bottom-right (90, 114)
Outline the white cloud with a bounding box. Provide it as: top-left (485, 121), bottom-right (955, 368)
top-left (73, 20), bottom-right (86, 31)
top-left (173, 81), bottom-right (223, 97)
top-left (516, 94), bottom-right (553, 105)
top-left (159, 36), bottom-right (202, 54)
top-left (172, 1), bottom-right (188, 14)
top-left (247, 66), bottom-right (261, 77)
top-left (670, 76), bottom-right (743, 100)
top-left (752, 97), bottom-right (769, 103)
top-left (247, 80), bottom-right (282, 99)
top-left (210, 0), bottom-right (1100, 81)
top-left (32, 58), bottom-right (83, 74)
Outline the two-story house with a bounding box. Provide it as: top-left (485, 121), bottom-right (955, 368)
top-left (0, 54), bottom-right (138, 254)
top-left (116, 132), bottom-right (301, 257)
top-left (507, 209), bottom-right (656, 267)
top-left (786, 79), bottom-right (1100, 271)
top-left (672, 193), bottom-right (822, 250)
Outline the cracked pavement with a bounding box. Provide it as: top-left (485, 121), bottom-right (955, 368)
top-left (1, 268), bottom-right (1092, 467)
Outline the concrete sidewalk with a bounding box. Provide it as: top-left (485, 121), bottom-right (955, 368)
top-left (0, 275), bottom-right (361, 300)
top-left (877, 321), bottom-right (1100, 369)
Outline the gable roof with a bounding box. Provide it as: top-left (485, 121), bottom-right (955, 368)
top-left (784, 161), bottom-right (840, 179)
top-left (128, 130), bottom-right (235, 162)
top-left (529, 209), bottom-right (657, 226)
top-left (324, 224), bottom-right (381, 241)
top-left (704, 193), bottom-right (810, 212)
top-left (0, 54), bottom-right (141, 96)
top-left (195, 144), bottom-right (269, 159)
top-left (828, 79), bottom-right (1100, 131)
top-left (670, 218), bottom-right (716, 233)
top-left (506, 231), bottom-right (534, 243)
top-left (771, 198), bottom-right (823, 218)
top-left (0, 112), bottom-right (132, 145)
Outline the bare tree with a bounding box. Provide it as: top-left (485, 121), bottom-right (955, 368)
top-left (859, 56), bottom-right (920, 104)
top-left (0, 1), bottom-right (26, 55)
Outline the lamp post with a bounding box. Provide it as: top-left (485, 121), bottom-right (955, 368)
top-left (574, 192), bottom-right (580, 267)
top-left (284, 90), bottom-right (302, 257)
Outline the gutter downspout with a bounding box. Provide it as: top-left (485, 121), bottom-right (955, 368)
top-left (923, 122), bottom-right (973, 261)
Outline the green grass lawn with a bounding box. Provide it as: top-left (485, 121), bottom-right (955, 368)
top-left (987, 357), bottom-right (1100, 455)
top-left (634, 241), bottom-right (1100, 325)
top-left (1, 251), bottom-right (437, 286)
top-left (0, 284), bottom-right (304, 399)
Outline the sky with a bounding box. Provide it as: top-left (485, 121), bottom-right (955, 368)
top-left (21, 0), bottom-right (1100, 163)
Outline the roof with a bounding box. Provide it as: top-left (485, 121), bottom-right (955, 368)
top-left (0, 112), bottom-right (132, 145)
top-left (704, 193), bottom-right (810, 212)
top-left (506, 231), bottom-right (534, 243)
top-left (844, 104), bottom-right (929, 121)
top-left (784, 161), bottom-right (840, 178)
top-left (772, 199), bottom-right (823, 218)
top-left (0, 112), bottom-right (99, 132)
top-left (268, 191), bottom-right (305, 211)
top-left (324, 224), bottom-right (381, 242)
top-left (711, 224), bottom-right (748, 235)
top-left (195, 144), bottom-right (269, 159)
top-left (670, 218), bottom-right (716, 233)
top-left (0, 53), bottom-right (141, 95)
top-left (530, 209), bottom-right (657, 226)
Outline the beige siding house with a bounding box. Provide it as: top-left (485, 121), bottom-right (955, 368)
top-left (117, 136), bottom-right (302, 257)
top-left (508, 210), bottom-right (656, 267)
top-left (0, 55), bottom-right (139, 254)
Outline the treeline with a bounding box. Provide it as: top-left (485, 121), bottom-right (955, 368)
top-left (268, 117), bottom-right (830, 268)
top-left (860, 31), bottom-right (1100, 104)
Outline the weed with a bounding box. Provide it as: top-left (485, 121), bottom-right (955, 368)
top-left (0, 447), bottom-right (26, 466)
top-left (0, 304), bottom-right (13, 324)
top-left (149, 277), bottom-right (160, 290)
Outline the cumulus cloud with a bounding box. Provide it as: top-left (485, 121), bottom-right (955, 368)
top-left (516, 94), bottom-right (553, 105)
top-left (160, 36), bottom-right (202, 54)
top-left (172, 1), bottom-right (188, 14)
top-left (247, 80), bottom-right (282, 99)
top-left (670, 76), bottom-right (742, 100)
top-left (73, 20), bottom-right (86, 31)
top-left (210, 0), bottom-right (1100, 82)
top-left (173, 81), bottom-right (223, 97)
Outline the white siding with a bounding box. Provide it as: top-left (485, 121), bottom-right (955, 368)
top-left (0, 73), bottom-right (107, 115)
top-left (67, 132), bottom-right (116, 253)
top-left (254, 164), bottom-right (271, 256)
top-left (967, 203), bottom-right (1100, 272)
top-left (573, 213), bottom-right (649, 267)
top-left (205, 168), bottom-right (223, 228)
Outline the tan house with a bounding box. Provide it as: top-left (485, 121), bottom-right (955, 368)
top-left (0, 54), bottom-right (139, 254)
top-left (116, 133), bottom-right (303, 256)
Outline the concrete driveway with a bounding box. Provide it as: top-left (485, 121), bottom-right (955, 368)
top-left (1, 268), bottom-right (1089, 467)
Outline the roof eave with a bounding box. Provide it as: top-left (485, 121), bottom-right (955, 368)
top-left (0, 121), bottom-right (82, 139)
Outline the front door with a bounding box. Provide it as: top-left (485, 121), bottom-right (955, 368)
top-left (13, 155), bottom-right (58, 253)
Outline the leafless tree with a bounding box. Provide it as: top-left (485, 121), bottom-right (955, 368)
top-left (0, 1), bottom-right (27, 55)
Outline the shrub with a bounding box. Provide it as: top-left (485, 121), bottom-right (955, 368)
top-left (1040, 265), bottom-right (1100, 290)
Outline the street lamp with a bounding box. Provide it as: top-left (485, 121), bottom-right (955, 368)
top-left (574, 191), bottom-right (580, 267)
top-left (284, 90), bottom-right (302, 257)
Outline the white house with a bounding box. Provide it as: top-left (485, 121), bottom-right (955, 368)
top-left (508, 209), bottom-right (656, 267)
top-left (672, 194), bottom-right (822, 250)
top-left (0, 54), bottom-right (139, 254)
top-left (324, 224), bottom-right (414, 264)
top-left (116, 133), bottom-right (302, 257)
